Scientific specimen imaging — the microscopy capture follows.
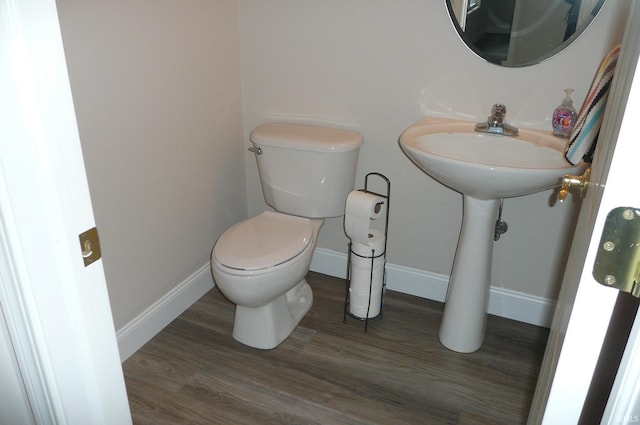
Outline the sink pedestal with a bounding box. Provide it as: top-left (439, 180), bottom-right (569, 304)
top-left (439, 196), bottom-right (499, 353)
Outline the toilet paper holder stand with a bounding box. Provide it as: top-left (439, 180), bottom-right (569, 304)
top-left (343, 172), bottom-right (390, 331)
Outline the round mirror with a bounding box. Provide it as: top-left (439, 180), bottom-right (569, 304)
top-left (447, 0), bottom-right (605, 67)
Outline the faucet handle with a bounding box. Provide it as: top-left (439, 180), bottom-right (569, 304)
top-left (491, 104), bottom-right (506, 118)
top-left (489, 104), bottom-right (506, 126)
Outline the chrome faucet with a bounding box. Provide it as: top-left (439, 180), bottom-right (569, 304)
top-left (475, 104), bottom-right (519, 136)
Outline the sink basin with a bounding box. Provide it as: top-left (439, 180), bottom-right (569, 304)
top-left (398, 117), bottom-right (585, 353)
top-left (399, 118), bottom-right (584, 199)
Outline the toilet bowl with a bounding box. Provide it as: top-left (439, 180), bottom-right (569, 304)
top-left (211, 212), bottom-right (323, 349)
top-left (210, 122), bottom-right (363, 349)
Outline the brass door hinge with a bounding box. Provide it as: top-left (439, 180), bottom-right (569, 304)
top-left (79, 227), bottom-right (101, 267)
top-left (593, 207), bottom-right (640, 297)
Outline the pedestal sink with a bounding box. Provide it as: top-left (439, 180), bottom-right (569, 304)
top-left (399, 117), bottom-right (585, 353)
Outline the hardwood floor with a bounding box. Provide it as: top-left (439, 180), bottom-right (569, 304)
top-left (123, 272), bottom-right (548, 424)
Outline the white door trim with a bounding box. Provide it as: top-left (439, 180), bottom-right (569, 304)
top-left (0, 0), bottom-right (132, 423)
top-left (528, 0), bottom-right (640, 422)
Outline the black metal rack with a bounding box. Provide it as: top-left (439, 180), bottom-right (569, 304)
top-left (343, 172), bottom-right (390, 331)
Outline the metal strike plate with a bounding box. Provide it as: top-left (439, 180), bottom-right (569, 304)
top-left (593, 207), bottom-right (640, 297)
top-left (79, 227), bottom-right (101, 267)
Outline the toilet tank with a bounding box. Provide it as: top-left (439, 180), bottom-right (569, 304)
top-left (250, 123), bottom-right (363, 218)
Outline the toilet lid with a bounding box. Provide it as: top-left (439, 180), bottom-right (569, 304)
top-left (214, 211), bottom-right (313, 271)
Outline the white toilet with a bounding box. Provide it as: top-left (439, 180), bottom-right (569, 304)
top-left (211, 123), bottom-right (363, 349)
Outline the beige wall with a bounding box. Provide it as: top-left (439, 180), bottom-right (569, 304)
top-left (57, 0), bottom-right (246, 329)
top-left (55, 0), bottom-right (628, 333)
top-left (239, 0), bottom-right (628, 301)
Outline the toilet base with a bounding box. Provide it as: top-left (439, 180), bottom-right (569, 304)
top-left (232, 279), bottom-right (313, 349)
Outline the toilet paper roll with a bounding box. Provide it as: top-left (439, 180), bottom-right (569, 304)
top-left (350, 255), bottom-right (385, 294)
top-left (349, 229), bottom-right (385, 318)
top-left (344, 191), bottom-right (385, 244)
top-left (349, 288), bottom-right (382, 318)
top-left (351, 229), bottom-right (385, 257)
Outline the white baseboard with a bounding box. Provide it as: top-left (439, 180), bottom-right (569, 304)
top-left (116, 264), bottom-right (214, 362)
top-left (118, 248), bottom-right (554, 361)
top-left (310, 248), bottom-right (555, 328)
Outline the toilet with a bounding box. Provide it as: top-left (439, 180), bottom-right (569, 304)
top-left (211, 123), bottom-right (363, 349)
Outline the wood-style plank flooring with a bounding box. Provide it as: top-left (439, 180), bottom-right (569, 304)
top-left (123, 272), bottom-right (548, 424)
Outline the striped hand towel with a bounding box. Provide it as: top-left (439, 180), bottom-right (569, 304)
top-left (564, 44), bottom-right (621, 165)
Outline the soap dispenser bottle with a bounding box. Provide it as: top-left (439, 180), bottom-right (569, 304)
top-left (552, 88), bottom-right (578, 138)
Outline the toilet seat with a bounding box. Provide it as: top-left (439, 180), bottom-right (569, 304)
top-left (214, 211), bottom-right (313, 271)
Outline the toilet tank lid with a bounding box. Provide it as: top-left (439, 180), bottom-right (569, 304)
top-left (250, 123), bottom-right (363, 153)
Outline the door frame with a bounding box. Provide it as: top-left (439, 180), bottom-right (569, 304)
top-left (528, 0), bottom-right (640, 422)
top-left (0, 0), bottom-right (132, 423)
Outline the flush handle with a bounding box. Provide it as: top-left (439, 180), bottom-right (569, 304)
top-left (558, 167), bottom-right (591, 202)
